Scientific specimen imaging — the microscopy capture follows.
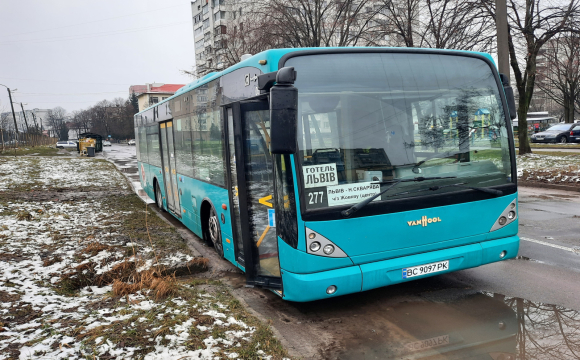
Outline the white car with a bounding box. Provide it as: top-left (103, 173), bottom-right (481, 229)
top-left (56, 141), bottom-right (77, 149)
top-left (128, 139), bottom-right (136, 146)
top-left (103, 140), bottom-right (112, 146)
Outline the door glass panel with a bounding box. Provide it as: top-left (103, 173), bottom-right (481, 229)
top-left (166, 121), bottom-right (181, 212)
top-left (242, 107), bottom-right (280, 277)
top-left (227, 108), bottom-right (244, 265)
top-left (160, 123), bottom-right (175, 211)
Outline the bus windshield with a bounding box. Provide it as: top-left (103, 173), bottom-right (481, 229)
top-left (285, 53), bottom-right (513, 211)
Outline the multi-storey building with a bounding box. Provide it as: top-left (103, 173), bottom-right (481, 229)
top-left (191, 0), bottom-right (237, 77)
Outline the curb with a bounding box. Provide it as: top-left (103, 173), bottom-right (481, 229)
top-left (516, 146), bottom-right (580, 151)
top-left (519, 181), bottom-right (580, 193)
top-left (102, 150), bottom-right (154, 204)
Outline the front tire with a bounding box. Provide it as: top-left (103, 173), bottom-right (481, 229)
top-left (559, 136), bottom-right (568, 144)
top-left (208, 207), bottom-right (224, 258)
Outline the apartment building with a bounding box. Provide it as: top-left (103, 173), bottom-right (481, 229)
top-left (192, 0), bottom-right (242, 77)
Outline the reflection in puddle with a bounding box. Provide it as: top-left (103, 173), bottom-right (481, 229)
top-left (335, 292), bottom-right (580, 360)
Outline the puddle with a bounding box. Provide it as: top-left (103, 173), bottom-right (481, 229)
top-left (327, 291), bottom-right (580, 360)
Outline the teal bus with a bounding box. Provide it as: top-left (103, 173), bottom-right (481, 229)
top-left (135, 48), bottom-right (519, 302)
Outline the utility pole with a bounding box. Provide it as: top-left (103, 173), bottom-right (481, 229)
top-left (1, 86), bottom-right (20, 138)
top-left (496, 0), bottom-right (510, 81)
top-left (19, 103), bottom-right (30, 133)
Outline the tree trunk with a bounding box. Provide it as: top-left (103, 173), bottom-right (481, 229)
top-left (517, 101), bottom-right (532, 154)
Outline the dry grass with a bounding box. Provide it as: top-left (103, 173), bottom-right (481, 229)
top-left (16, 210), bottom-right (32, 221)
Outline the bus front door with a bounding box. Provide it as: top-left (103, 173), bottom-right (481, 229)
top-left (160, 121), bottom-right (181, 216)
top-left (225, 98), bottom-right (281, 290)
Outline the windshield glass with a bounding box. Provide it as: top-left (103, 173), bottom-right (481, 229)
top-left (546, 124), bottom-right (570, 131)
top-left (286, 53), bottom-right (513, 211)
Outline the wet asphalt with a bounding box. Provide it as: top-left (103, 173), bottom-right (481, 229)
top-left (104, 143), bottom-right (580, 360)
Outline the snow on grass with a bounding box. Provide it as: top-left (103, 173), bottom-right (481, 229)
top-left (0, 199), bottom-right (285, 359)
top-left (0, 157), bottom-right (128, 191)
top-left (0, 155), bottom-right (288, 359)
top-left (517, 153), bottom-right (580, 185)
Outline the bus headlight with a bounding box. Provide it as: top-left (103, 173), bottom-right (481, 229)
top-left (305, 227), bottom-right (348, 258)
top-left (323, 245), bottom-right (335, 255)
top-left (310, 241), bottom-right (321, 252)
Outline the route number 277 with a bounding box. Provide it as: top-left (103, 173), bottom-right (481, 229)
top-left (308, 191), bottom-right (324, 204)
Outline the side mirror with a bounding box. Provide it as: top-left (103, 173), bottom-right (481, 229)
top-left (270, 67), bottom-right (298, 154)
top-left (499, 73), bottom-right (517, 120)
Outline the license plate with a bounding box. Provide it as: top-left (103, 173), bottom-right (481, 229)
top-left (536, 137), bottom-right (544, 140)
top-left (403, 260), bottom-right (449, 279)
top-left (405, 335), bottom-right (450, 352)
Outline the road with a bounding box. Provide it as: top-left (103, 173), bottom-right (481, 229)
top-left (105, 143), bottom-right (580, 360)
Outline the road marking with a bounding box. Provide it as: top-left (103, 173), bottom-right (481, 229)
top-left (520, 237), bottom-right (580, 254)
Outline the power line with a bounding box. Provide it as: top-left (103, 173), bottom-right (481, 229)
top-left (16, 91), bottom-right (128, 96)
top-left (0, 76), bottom-right (128, 86)
top-left (0, 21), bottom-right (190, 45)
top-left (5, 2), bottom-right (185, 38)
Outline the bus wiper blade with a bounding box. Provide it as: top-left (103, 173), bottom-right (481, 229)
top-left (412, 150), bottom-right (466, 174)
top-left (340, 176), bottom-right (457, 218)
top-left (429, 183), bottom-right (503, 196)
top-left (392, 182), bottom-right (503, 197)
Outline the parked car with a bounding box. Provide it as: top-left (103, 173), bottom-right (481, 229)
top-left (56, 141), bottom-right (77, 149)
top-left (530, 123), bottom-right (580, 144)
top-left (128, 139), bottom-right (136, 146)
top-left (103, 140), bottom-right (111, 146)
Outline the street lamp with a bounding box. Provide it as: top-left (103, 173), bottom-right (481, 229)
top-left (0, 84), bottom-right (20, 138)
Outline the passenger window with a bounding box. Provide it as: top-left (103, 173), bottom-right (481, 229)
top-left (146, 126), bottom-right (161, 167)
top-left (174, 117), bottom-right (194, 177)
top-left (139, 127), bottom-right (148, 163)
top-left (192, 110), bottom-right (224, 185)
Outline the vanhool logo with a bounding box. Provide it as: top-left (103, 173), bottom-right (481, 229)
top-left (408, 216), bottom-right (442, 227)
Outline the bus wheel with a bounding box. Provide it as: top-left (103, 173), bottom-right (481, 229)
top-left (154, 181), bottom-right (165, 211)
top-left (208, 207), bottom-right (224, 258)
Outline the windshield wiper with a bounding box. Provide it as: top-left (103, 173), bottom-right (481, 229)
top-left (411, 150), bottom-right (467, 174)
top-left (341, 176), bottom-right (457, 218)
top-left (391, 182), bottom-right (503, 198)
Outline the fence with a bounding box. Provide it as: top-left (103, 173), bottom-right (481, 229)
top-left (0, 130), bottom-right (58, 151)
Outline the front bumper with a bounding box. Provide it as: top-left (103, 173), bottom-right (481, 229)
top-left (531, 137), bottom-right (557, 143)
top-left (281, 236), bottom-right (519, 302)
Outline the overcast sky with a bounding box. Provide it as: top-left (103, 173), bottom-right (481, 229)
top-left (0, 0), bottom-right (195, 114)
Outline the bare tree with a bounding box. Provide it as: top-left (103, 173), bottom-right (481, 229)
top-left (372, 0), bottom-right (494, 51)
top-left (536, 33), bottom-right (580, 123)
top-left (46, 106), bottom-right (68, 141)
top-left (481, 0), bottom-right (580, 154)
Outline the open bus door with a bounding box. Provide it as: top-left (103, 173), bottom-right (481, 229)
top-left (224, 96), bottom-right (282, 290)
top-left (159, 121), bottom-right (181, 216)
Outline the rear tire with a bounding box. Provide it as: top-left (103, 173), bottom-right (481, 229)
top-left (208, 207), bottom-right (224, 258)
top-left (154, 181), bottom-right (165, 212)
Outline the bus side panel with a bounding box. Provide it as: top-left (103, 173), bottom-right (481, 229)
top-left (177, 176), bottom-right (236, 264)
top-left (146, 164), bottom-right (162, 201)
